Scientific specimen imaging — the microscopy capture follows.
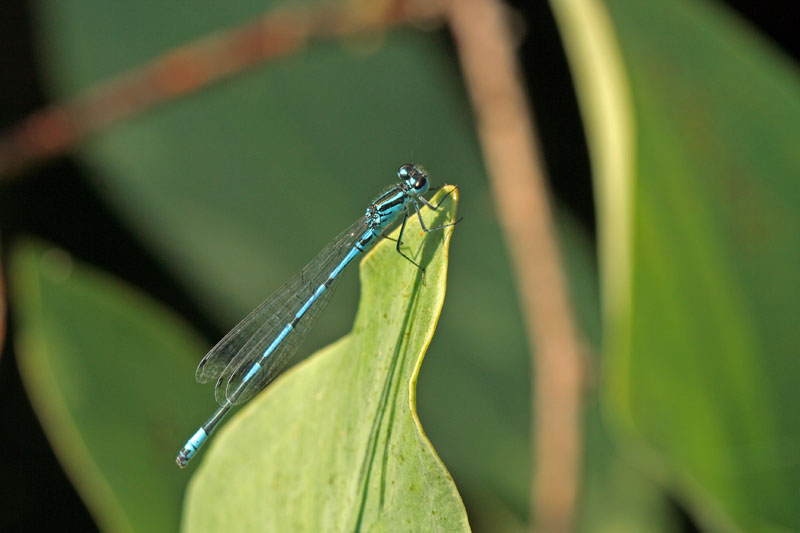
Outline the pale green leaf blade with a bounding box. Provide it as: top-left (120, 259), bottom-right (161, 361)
top-left (183, 188), bottom-right (468, 532)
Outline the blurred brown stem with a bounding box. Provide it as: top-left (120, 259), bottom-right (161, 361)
top-left (0, 1), bottom-right (420, 180)
top-left (446, 1), bottom-right (584, 531)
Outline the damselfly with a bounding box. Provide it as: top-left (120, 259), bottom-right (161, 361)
top-left (176, 163), bottom-right (459, 467)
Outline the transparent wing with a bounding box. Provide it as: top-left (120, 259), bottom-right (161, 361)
top-left (222, 277), bottom-right (338, 404)
top-left (194, 217), bottom-right (371, 405)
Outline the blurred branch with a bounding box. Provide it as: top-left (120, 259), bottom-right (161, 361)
top-left (446, 1), bottom-right (584, 532)
top-left (0, 0), bottom-right (438, 180)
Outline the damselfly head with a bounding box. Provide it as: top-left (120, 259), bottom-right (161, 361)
top-left (397, 163), bottom-right (429, 194)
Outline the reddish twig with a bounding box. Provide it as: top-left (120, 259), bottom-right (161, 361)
top-left (0, 1), bottom-right (431, 179)
top-left (447, 1), bottom-right (585, 531)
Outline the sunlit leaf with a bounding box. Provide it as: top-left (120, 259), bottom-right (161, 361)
top-left (182, 188), bottom-right (468, 531)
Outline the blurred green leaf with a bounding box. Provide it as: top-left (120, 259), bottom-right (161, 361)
top-left (553, 214), bottom-right (676, 533)
top-left (554, 0), bottom-right (800, 530)
top-left (577, 400), bottom-right (677, 533)
top-left (10, 240), bottom-right (212, 532)
top-left (183, 188), bottom-right (468, 531)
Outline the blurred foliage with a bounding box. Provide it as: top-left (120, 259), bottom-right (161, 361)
top-left (555, 0), bottom-right (800, 531)
top-left (0, 0), bottom-right (795, 531)
top-left (9, 241), bottom-right (210, 532)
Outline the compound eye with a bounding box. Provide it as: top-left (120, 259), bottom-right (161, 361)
top-left (397, 163), bottom-right (414, 179)
top-left (414, 176), bottom-right (427, 190)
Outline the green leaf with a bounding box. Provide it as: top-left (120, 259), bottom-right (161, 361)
top-left (577, 400), bottom-right (678, 533)
top-left (10, 241), bottom-right (212, 532)
top-left (553, 0), bottom-right (800, 530)
top-left (183, 188), bottom-right (468, 531)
